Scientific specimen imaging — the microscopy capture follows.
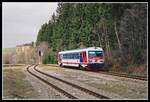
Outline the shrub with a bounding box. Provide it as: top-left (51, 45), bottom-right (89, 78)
top-left (42, 52), bottom-right (57, 64)
top-left (132, 48), bottom-right (142, 64)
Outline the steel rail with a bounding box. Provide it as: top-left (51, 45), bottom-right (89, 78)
top-left (34, 65), bottom-right (110, 99)
top-left (26, 65), bottom-right (77, 99)
top-left (46, 64), bottom-right (147, 81)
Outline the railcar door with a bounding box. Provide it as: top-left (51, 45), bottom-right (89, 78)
top-left (80, 52), bottom-right (87, 64)
top-left (80, 53), bottom-right (83, 62)
top-left (82, 51), bottom-right (87, 64)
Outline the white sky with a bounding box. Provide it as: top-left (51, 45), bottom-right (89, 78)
top-left (2, 2), bottom-right (58, 48)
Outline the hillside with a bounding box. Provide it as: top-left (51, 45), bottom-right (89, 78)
top-left (36, 3), bottom-right (147, 76)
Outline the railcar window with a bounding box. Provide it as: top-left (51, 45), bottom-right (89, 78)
top-left (88, 51), bottom-right (103, 58)
top-left (63, 54), bottom-right (66, 59)
top-left (67, 54), bottom-right (70, 59)
top-left (72, 54), bottom-right (74, 59)
top-left (75, 53), bottom-right (78, 59)
top-left (77, 53), bottom-right (80, 59)
top-left (69, 54), bottom-right (71, 59)
top-left (62, 53), bottom-right (80, 59)
top-left (71, 54), bottom-right (73, 59)
top-left (74, 53), bottom-right (79, 59)
top-left (75, 54), bottom-right (77, 59)
top-left (65, 54), bottom-right (67, 59)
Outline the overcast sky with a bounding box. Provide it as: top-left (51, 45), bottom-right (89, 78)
top-left (2, 2), bottom-right (58, 48)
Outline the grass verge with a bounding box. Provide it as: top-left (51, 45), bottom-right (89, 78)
top-left (3, 68), bottom-right (38, 99)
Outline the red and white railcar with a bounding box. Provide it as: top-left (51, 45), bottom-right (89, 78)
top-left (57, 47), bottom-right (104, 70)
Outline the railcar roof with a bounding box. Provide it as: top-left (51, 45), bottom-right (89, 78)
top-left (59, 47), bottom-right (103, 54)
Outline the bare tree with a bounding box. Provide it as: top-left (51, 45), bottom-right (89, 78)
top-left (114, 21), bottom-right (122, 52)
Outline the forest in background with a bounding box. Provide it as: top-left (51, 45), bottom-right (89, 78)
top-left (36, 3), bottom-right (147, 76)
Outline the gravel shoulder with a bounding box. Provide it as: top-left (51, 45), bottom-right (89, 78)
top-left (39, 65), bottom-right (148, 99)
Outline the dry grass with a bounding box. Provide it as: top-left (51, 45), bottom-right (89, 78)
top-left (3, 64), bottom-right (26, 67)
top-left (3, 68), bottom-right (38, 99)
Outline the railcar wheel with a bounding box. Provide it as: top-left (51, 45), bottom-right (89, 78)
top-left (79, 64), bottom-right (85, 70)
top-left (60, 63), bottom-right (62, 67)
top-left (59, 63), bottom-right (62, 67)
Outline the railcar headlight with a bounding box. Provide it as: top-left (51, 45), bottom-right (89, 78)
top-left (100, 60), bottom-right (104, 62)
top-left (88, 60), bottom-right (92, 63)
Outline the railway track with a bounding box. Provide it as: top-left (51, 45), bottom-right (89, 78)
top-left (27, 65), bottom-right (77, 99)
top-left (46, 64), bottom-right (147, 81)
top-left (27, 64), bottom-right (110, 99)
top-left (97, 71), bottom-right (147, 81)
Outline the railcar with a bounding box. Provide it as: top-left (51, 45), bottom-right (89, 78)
top-left (57, 47), bottom-right (104, 70)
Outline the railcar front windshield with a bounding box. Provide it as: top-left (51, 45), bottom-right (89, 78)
top-left (88, 51), bottom-right (103, 58)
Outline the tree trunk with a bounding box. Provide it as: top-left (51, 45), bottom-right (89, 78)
top-left (106, 27), bottom-right (111, 60)
top-left (114, 21), bottom-right (122, 52)
top-left (97, 32), bottom-right (102, 47)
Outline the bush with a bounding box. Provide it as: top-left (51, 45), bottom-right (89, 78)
top-left (132, 48), bottom-right (142, 64)
top-left (42, 52), bottom-right (57, 64)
